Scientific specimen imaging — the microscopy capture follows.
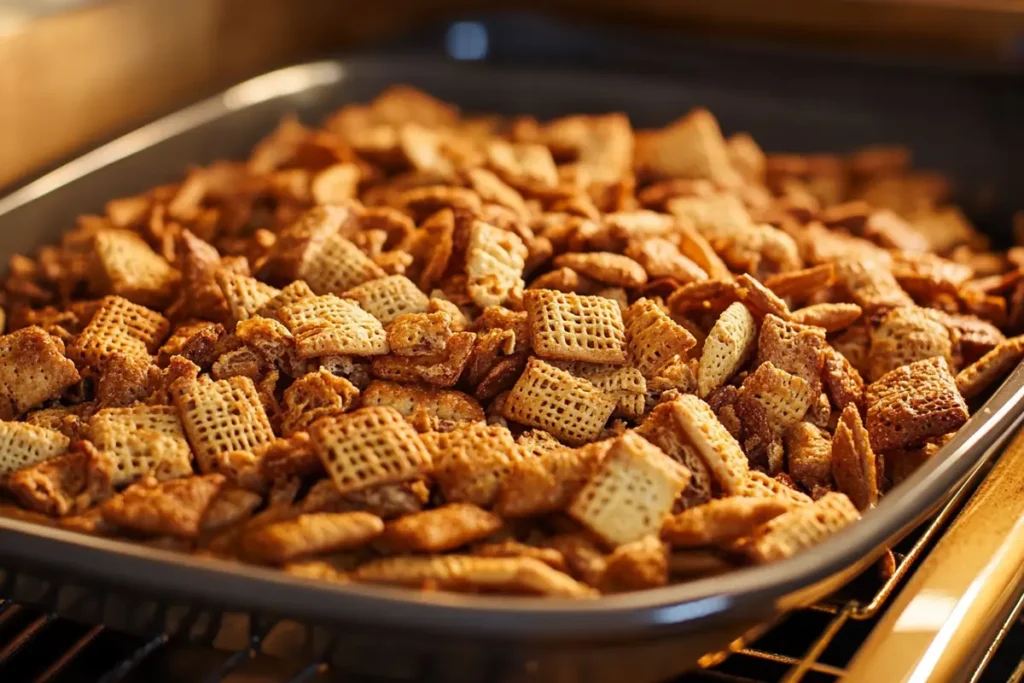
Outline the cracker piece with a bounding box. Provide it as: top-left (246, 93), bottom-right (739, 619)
top-left (835, 259), bottom-right (914, 310)
top-left (89, 229), bottom-right (180, 307)
top-left (698, 301), bottom-right (757, 397)
top-left (7, 442), bottom-right (114, 516)
top-left (387, 312), bottom-right (453, 356)
top-left (756, 314), bottom-right (827, 395)
top-left (524, 290), bottom-right (627, 364)
top-left (173, 375), bottom-right (276, 473)
top-left (257, 280), bottom-right (316, 320)
top-left (737, 362), bottom-right (813, 436)
top-left (554, 362), bottom-right (647, 420)
top-left (745, 492), bottom-right (860, 563)
top-left (100, 473), bottom-right (225, 538)
top-left (280, 369), bottom-right (359, 435)
top-left (69, 296), bottom-right (170, 370)
top-left (464, 220), bottom-right (528, 308)
top-left (89, 405), bottom-right (193, 486)
top-left (956, 335), bottom-right (1024, 400)
top-left (866, 356), bottom-right (968, 451)
top-left (503, 357), bottom-right (617, 445)
top-left (662, 497), bottom-right (791, 547)
top-left (0, 326), bottom-right (80, 419)
top-left (353, 554), bottom-right (595, 597)
top-left (310, 407), bottom-right (431, 494)
top-left (552, 252), bottom-right (647, 288)
top-left (823, 345), bottom-right (866, 413)
top-left (600, 535), bottom-right (669, 592)
top-left (421, 423), bottom-right (522, 507)
top-left (495, 440), bottom-right (609, 518)
top-left (867, 306), bottom-right (954, 382)
top-left (568, 432), bottom-right (691, 547)
top-left (785, 422), bottom-right (833, 494)
top-left (242, 511), bottom-right (384, 563)
top-left (666, 394), bottom-right (750, 495)
top-left (472, 539), bottom-right (566, 571)
top-left (764, 264), bottom-right (836, 299)
top-left (370, 331), bottom-right (474, 387)
top-left (385, 503), bottom-right (503, 552)
top-left (0, 422), bottom-right (70, 478)
top-left (638, 108), bottom-right (740, 185)
top-left (790, 303), bottom-right (862, 333)
top-left (280, 294), bottom-right (389, 358)
top-left (361, 380), bottom-right (483, 428)
top-left (635, 400), bottom-right (714, 506)
top-left (831, 404), bottom-right (879, 511)
top-left (215, 271), bottom-right (281, 324)
top-left (624, 298), bottom-right (697, 377)
top-left (298, 229), bottom-right (385, 295)
top-left (342, 274), bottom-right (429, 326)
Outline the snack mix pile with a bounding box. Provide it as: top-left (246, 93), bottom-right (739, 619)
top-left (1, 86), bottom-right (1021, 598)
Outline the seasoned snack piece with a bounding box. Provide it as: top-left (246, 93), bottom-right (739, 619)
top-left (24, 404), bottom-right (91, 440)
top-left (495, 440), bottom-right (609, 518)
top-left (637, 108), bottom-right (739, 185)
top-left (386, 312), bottom-right (453, 356)
top-left (866, 356), bottom-right (969, 451)
top-left (421, 423), bottom-right (521, 507)
top-left (310, 407), bottom-right (432, 495)
top-left (764, 264), bottom-right (835, 299)
top-left (745, 492), bottom-right (860, 563)
top-left (297, 226), bottom-right (385, 295)
top-left (215, 271), bottom-right (281, 324)
top-left (553, 252), bottom-right (648, 288)
top-left (625, 237), bottom-right (707, 284)
top-left (834, 259), bottom-right (914, 311)
top-left (662, 497), bottom-right (791, 548)
top-left (370, 331), bottom-right (474, 387)
top-left (385, 503), bottom-right (502, 552)
top-left (242, 511), bottom-right (384, 563)
top-left (867, 306), bottom-right (954, 382)
top-left (173, 375), bottom-right (276, 474)
top-left (361, 380), bottom-right (483, 429)
top-left (0, 326), bottom-right (80, 420)
top-left (257, 280), bottom-right (316, 320)
top-left (465, 220), bottom-right (527, 308)
top-left (7, 442), bottom-right (115, 517)
top-left (699, 302), bottom-right (757, 397)
top-left (635, 400), bottom-right (714, 505)
top-left (831, 404), bottom-right (879, 511)
top-left (823, 345), bottom-right (866, 413)
top-left (756, 314), bottom-right (826, 396)
top-left (503, 357), bottom-right (617, 445)
top-left (473, 539), bottom-right (566, 570)
top-left (100, 473), bottom-right (225, 538)
top-left (201, 487), bottom-right (263, 533)
top-left (280, 369), bottom-right (359, 435)
top-left (343, 275), bottom-right (429, 326)
top-left (89, 229), bottom-right (180, 307)
top-left (553, 362), bottom-right (647, 420)
top-left (668, 394), bottom-right (751, 495)
top-left (956, 335), bottom-right (1024, 399)
top-left (785, 422), bottom-right (833, 494)
top-left (524, 290), bottom-right (627, 364)
top-left (736, 274), bottom-right (791, 321)
top-left (600, 535), bottom-right (669, 592)
top-left (69, 296), bottom-right (170, 370)
top-left (737, 362), bottom-right (813, 437)
top-left (353, 554), bottom-right (595, 597)
top-left (280, 294), bottom-right (389, 358)
top-left (624, 298), bottom-right (697, 377)
top-left (738, 471), bottom-right (814, 506)
top-left (568, 432), bottom-right (691, 547)
top-left (0, 422), bottom-right (71, 478)
top-left (791, 303), bottom-right (863, 333)
top-left (89, 405), bottom-right (193, 486)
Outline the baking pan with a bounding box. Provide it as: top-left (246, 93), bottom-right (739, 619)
top-left (2, 20), bottom-right (1024, 681)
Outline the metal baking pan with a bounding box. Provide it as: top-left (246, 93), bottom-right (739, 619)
top-left (2, 18), bottom-right (1024, 682)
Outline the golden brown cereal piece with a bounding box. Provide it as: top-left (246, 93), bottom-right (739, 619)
top-left (600, 535), bottom-right (669, 592)
top-left (528, 267), bottom-right (594, 293)
top-left (95, 352), bottom-right (152, 408)
top-left (370, 331), bottom-right (474, 387)
top-left (785, 422), bottom-right (833, 493)
top-left (385, 503), bottom-right (502, 552)
top-left (624, 298), bottom-right (697, 377)
top-left (24, 404), bottom-right (92, 440)
top-left (353, 554), bottom-right (595, 597)
top-left (210, 346), bottom-right (267, 382)
top-left (89, 405), bottom-right (193, 486)
top-left (157, 321), bottom-right (224, 368)
top-left (69, 296), bottom-right (170, 370)
top-left (0, 422), bottom-right (71, 479)
top-left (7, 442), bottom-right (115, 517)
top-left (343, 274), bottom-right (429, 326)
top-left (956, 335), bottom-right (1024, 399)
top-left (464, 220), bottom-right (528, 308)
top-left (666, 279), bottom-right (740, 317)
top-left (515, 429), bottom-right (563, 458)
top-left (503, 357), bottom-right (617, 445)
top-left (737, 362), bottom-right (813, 436)
top-left (866, 356), bottom-right (969, 451)
top-left (467, 168), bottom-right (528, 216)
top-left (401, 185), bottom-right (483, 222)
top-left (823, 345), bottom-right (866, 413)
top-left (832, 404), bottom-right (879, 511)
top-left (361, 380), bottom-right (483, 428)
top-left (635, 400), bottom-right (712, 505)
top-left (235, 317), bottom-right (294, 366)
top-left (552, 252), bottom-right (648, 288)
top-left (495, 440), bottom-right (609, 518)
top-left (311, 162), bottom-right (360, 204)
top-left (310, 407), bottom-right (432, 495)
top-left (637, 108), bottom-right (740, 185)
top-left (283, 560), bottom-right (351, 584)
top-left (89, 229), bottom-right (180, 307)
top-left (568, 432), bottom-right (691, 547)
top-left (173, 375), bottom-right (276, 474)
top-left (421, 423), bottom-right (522, 507)
top-left (242, 511), bottom-right (384, 564)
top-left (0, 326), bottom-right (80, 420)
top-left (257, 280), bottom-right (316, 321)
top-left (201, 487), bottom-right (263, 534)
top-left (280, 369), bottom-right (359, 435)
top-left (297, 228), bottom-right (385, 296)
top-left (541, 112), bottom-right (633, 184)
top-left (745, 492), bottom-right (860, 564)
top-left (834, 259), bottom-right (914, 311)
top-left (735, 274), bottom-right (791, 320)
top-left (487, 140), bottom-right (559, 189)
top-left (756, 314), bottom-right (827, 395)
top-left (524, 290), bottom-right (627, 364)
top-left (699, 302), bottom-right (757, 397)
top-left (625, 237), bottom-right (707, 285)
top-left (554, 362), bottom-right (647, 420)
top-left (791, 303), bottom-right (863, 333)
top-left (280, 294), bottom-right (389, 358)
top-left (666, 394), bottom-right (751, 495)
top-left (662, 497), bottom-right (791, 548)
top-left (867, 306), bottom-right (954, 382)
top-left (891, 251), bottom-right (974, 298)
top-left (924, 309), bottom-right (1005, 362)
top-left (101, 473), bottom-right (225, 538)
top-left (215, 271), bottom-right (281, 324)
top-left (472, 539), bottom-right (566, 571)
top-left (387, 312), bottom-right (453, 356)
top-left (763, 263), bottom-right (835, 300)
top-left (259, 433), bottom-right (324, 481)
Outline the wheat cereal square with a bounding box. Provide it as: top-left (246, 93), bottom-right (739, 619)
top-left (257, 280), bottom-right (316, 320)
top-left (298, 230), bottom-right (385, 295)
top-left (524, 290), bottom-right (627, 364)
top-left (698, 301), bottom-right (757, 397)
top-left (89, 405), bottom-right (193, 486)
top-left (466, 220), bottom-right (527, 308)
top-left (0, 326), bottom-right (80, 420)
top-left (69, 296), bottom-right (170, 370)
top-left (280, 294), bottom-right (389, 358)
top-left (867, 306), bottom-right (954, 381)
top-left (956, 335), bottom-right (1024, 399)
top-left (624, 298), bottom-right (697, 377)
top-left (665, 394), bottom-right (750, 495)
top-left (342, 274), bottom-right (429, 325)
top-left (215, 271), bottom-right (281, 324)
top-left (89, 229), bottom-right (180, 307)
top-left (421, 423), bottom-right (522, 507)
top-left (0, 421), bottom-right (71, 478)
top-left (745, 492), bottom-right (860, 563)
